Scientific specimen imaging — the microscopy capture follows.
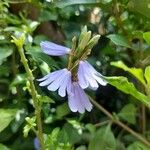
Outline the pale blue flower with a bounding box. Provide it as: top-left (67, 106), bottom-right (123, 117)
top-left (40, 41), bottom-right (71, 56)
top-left (68, 82), bottom-right (93, 113)
top-left (34, 137), bottom-right (40, 150)
top-left (38, 68), bottom-right (72, 97)
top-left (78, 61), bottom-right (107, 90)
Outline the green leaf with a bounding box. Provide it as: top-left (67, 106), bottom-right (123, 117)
top-left (106, 76), bottom-right (150, 107)
top-left (38, 95), bottom-right (55, 104)
top-left (118, 104), bottom-right (137, 124)
top-left (144, 66), bottom-right (150, 85)
top-left (0, 46), bottom-right (13, 65)
top-left (0, 109), bottom-right (17, 132)
top-left (56, 102), bottom-right (70, 119)
top-left (88, 124), bottom-right (116, 150)
top-left (0, 144), bottom-right (10, 150)
top-left (128, 0), bottom-right (150, 19)
top-left (143, 32), bottom-right (150, 46)
top-left (127, 141), bottom-right (150, 150)
top-left (55, 0), bottom-right (100, 8)
top-left (111, 61), bottom-right (146, 85)
top-left (107, 34), bottom-right (131, 48)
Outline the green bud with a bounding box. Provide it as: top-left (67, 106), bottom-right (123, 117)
top-left (78, 31), bottom-right (91, 51)
top-left (86, 35), bottom-right (101, 49)
top-left (72, 36), bottom-right (77, 51)
top-left (79, 26), bottom-right (88, 44)
top-left (11, 34), bottom-right (25, 48)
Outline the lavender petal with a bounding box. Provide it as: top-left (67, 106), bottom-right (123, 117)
top-left (40, 41), bottom-right (70, 56)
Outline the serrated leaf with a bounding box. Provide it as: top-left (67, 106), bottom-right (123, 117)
top-left (127, 141), bottom-right (150, 150)
top-left (118, 104), bottom-right (137, 124)
top-left (111, 61), bottom-right (146, 85)
top-left (106, 76), bottom-right (150, 107)
top-left (144, 66), bottom-right (150, 85)
top-left (143, 32), bottom-right (150, 46)
top-left (107, 34), bottom-right (131, 48)
top-left (0, 109), bottom-right (17, 132)
top-left (88, 124), bottom-right (116, 150)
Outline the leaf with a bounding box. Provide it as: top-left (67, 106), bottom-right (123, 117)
top-left (128, 0), bottom-right (150, 19)
top-left (55, 0), bottom-right (100, 8)
top-left (88, 124), bottom-right (116, 150)
top-left (111, 61), bottom-right (146, 85)
top-left (0, 144), bottom-right (10, 150)
top-left (0, 46), bottom-right (13, 65)
top-left (106, 76), bottom-right (150, 107)
top-left (143, 32), bottom-right (150, 46)
top-left (107, 34), bottom-right (131, 48)
top-left (118, 104), bottom-right (137, 124)
top-left (144, 66), bottom-right (150, 85)
top-left (0, 109), bottom-right (17, 132)
top-left (56, 102), bottom-right (70, 119)
top-left (127, 141), bottom-right (150, 150)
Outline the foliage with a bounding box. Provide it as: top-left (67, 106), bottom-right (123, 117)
top-left (0, 0), bottom-right (150, 150)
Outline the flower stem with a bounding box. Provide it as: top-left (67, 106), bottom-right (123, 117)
top-left (89, 97), bottom-right (150, 147)
top-left (17, 47), bottom-right (45, 150)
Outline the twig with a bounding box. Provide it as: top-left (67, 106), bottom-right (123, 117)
top-left (89, 97), bottom-right (150, 147)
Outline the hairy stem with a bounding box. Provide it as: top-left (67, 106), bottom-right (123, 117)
top-left (17, 47), bottom-right (45, 150)
top-left (89, 97), bottom-right (150, 147)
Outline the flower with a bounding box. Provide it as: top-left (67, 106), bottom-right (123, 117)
top-left (68, 82), bottom-right (93, 113)
top-left (34, 137), bottom-right (40, 150)
top-left (78, 60), bottom-right (107, 90)
top-left (38, 68), bottom-right (72, 97)
top-left (40, 41), bottom-right (71, 56)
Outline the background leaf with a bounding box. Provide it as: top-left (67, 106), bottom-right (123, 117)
top-left (143, 32), bottom-right (150, 46)
top-left (111, 61), bottom-right (146, 85)
top-left (118, 104), bottom-right (137, 124)
top-left (127, 141), bottom-right (150, 150)
top-left (0, 109), bottom-right (17, 132)
top-left (107, 34), bottom-right (131, 48)
top-left (106, 76), bottom-right (150, 107)
top-left (88, 124), bottom-right (116, 150)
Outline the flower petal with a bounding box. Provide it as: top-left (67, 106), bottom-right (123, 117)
top-left (38, 69), bottom-right (65, 86)
top-left (76, 84), bottom-right (93, 112)
top-left (40, 41), bottom-right (70, 56)
top-left (58, 72), bottom-right (71, 97)
top-left (78, 61), bottom-right (89, 89)
top-left (47, 69), bottom-right (68, 91)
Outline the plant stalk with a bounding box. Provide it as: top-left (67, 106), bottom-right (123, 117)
top-left (17, 47), bottom-right (45, 150)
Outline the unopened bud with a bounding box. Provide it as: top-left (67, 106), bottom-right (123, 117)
top-left (86, 35), bottom-right (101, 49)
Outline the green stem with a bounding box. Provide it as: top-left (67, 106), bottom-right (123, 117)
top-left (89, 97), bottom-right (150, 147)
top-left (17, 47), bottom-right (45, 150)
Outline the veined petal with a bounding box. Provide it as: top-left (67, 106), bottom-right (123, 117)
top-left (47, 69), bottom-right (68, 91)
top-left (40, 41), bottom-right (70, 56)
top-left (39, 69), bottom-right (65, 86)
top-left (78, 61), bottom-right (89, 89)
top-left (93, 74), bottom-right (107, 86)
top-left (76, 84), bottom-right (93, 112)
top-left (68, 82), bottom-right (93, 113)
top-left (58, 72), bottom-right (71, 97)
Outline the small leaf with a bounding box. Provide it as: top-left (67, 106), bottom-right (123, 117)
top-left (111, 61), bottom-right (146, 85)
top-left (0, 46), bottom-right (13, 65)
top-left (127, 141), bottom-right (150, 150)
top-left (107, 34), bottom-right (131, 48)
top-left (0, 109), bottom-right (17, 132)
top-left (0, 144), bottom-right (10, 150)
top-left (144, 66), bottom-right (150, 85)
top-left (118, 104), bottom-right (137, 124)
top-left (38, 95), bottom-right (55, 104)
top-left (88, 124), bottom-right (116, 150)
top-left (106, 76), bottom-right (150, 107)
top-left (56, 102), bottom-right (70, 119)
top-left (143, 32), bottom-right (150, 46)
